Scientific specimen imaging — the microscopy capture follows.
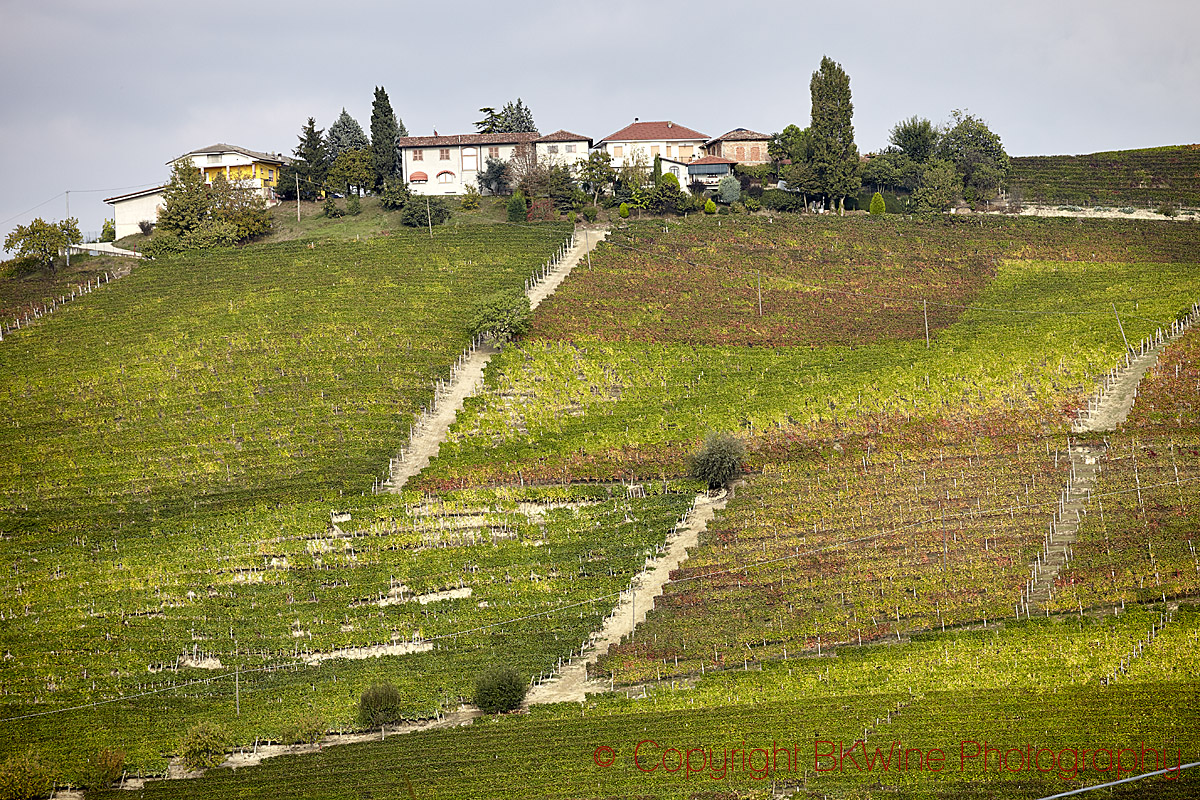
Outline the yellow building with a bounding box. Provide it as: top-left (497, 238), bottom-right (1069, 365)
top-left (170, 143), bottom-right (289, 201)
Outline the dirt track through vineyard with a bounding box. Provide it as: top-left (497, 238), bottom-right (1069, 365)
top-left (384, 227), bottom-right (608, 492)
top-left (1029, 307), bottom-right (1199, 610)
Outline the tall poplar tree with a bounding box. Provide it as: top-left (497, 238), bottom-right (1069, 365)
top-left (370, 87), bottom-right (399, 190)
top-left (809, 56), bottom-right (861, 214)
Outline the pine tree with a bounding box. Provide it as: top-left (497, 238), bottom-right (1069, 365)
top-left (370, 87), bottom-right (399, 190)
top-left (158, 160), bottom-right (210, 236)
top-left (291, 117), bottom-right (329, 199)
top-left (325, 109), bottom-right (370, 163)
top-left (651, 154), bottom-right (662, 184)
top-left (809, 56), bottom-right (861, 214)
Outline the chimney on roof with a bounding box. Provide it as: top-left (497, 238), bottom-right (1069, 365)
top-left (634, 117), bottom-right (638, 122)
top-left (667, 122), bottom-right (673, 128)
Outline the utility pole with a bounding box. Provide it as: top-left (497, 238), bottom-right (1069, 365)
top-left (1112, 303), bottom-right (1131, 353)
top-left (296, 174), bottom-right (301, 223)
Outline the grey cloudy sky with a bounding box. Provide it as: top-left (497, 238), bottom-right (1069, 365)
top-left (2, 0), bottom-right (1197, 238)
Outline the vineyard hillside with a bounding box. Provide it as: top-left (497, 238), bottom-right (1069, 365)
top-left (1009, 144), bottom-right (1200, 209)
top-left (3, 215), bottom-right (1199, 799)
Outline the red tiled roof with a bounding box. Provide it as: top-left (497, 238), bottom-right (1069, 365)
top-left (397, 132), bottom-right (541, 148)
top-left (535, 129), bottom-right (592, 144)
top-left (689, 156), bottom-right (737, 165)
top-left (597, 120), bottom-right (708, 144)
top-left (706, 128), bottom-right (772, 146)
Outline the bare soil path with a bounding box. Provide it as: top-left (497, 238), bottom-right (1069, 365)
top-left (524, 488), bottom-right (730, 706)
top-left (384, 227), bottom-right (608, 492)
top-left (1027, 304), bottom-right (1199, 611)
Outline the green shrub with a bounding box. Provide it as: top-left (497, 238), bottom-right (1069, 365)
top-left (1119, 207), bottom-right (1136, 214)
top-left (280, 713), bottom-right (327, 745)
top-left (869, 191), bottom-right (886, 215)
top-left (0, 749), bottom-right (55, 800)
top-left (461, 185), bottom-right (482, 211)
top-left (180, 721), bottom-right (229, 771)
top-left (527, 198), bottom-right (556, 222)
top-left (618, 202), bottom-right (630, 219)
top-left (703, 198), bottom-right (717, 215)
top-left (582, 205), bottom-right (598, 222)
top-left (82, 747), bottom-right (125, 790)
top-left (346, 194), bottom-right (362, 216)
top-left (141, 231), bottom-right (185, 259)
top-left (323, 196), bottom-right (343, 218)
top-left (470, 290), bottom-right (531, 342)
top-left (357, 682), bottom-right (404, 727)
top-left (760, 189), bottom-right (805, 213)
top-left (137, 219), bottom-right (155, 235)
top-left (399, 195), bottom-right (451, 228)
top-left (1158, 203), bottom-right (1178, 217)
top-left (567, 210), bottom-right (576, 224)
top-left (507, 191), bottom-right (527, 223)
top-left (181, 220), bottom-right (239, 250)
top-left (378, 180), bottom-right (411, 211)
top-left (100, 218), bottom-right (116, 242)
top-left (473, 665), bottom-right (527, 713)
top-left (744, 196), bottom-right (762, 212)
top-left (688, 432), bottom-right (745, 489)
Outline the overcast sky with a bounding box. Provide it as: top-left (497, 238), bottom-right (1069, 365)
top-left (2, 0), bottom-right (1197, 238)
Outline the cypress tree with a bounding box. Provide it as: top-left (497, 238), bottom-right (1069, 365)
top-left (370, 87), bottom-right (399, 190)
top-left (809, 56), bottom-right (861, 215)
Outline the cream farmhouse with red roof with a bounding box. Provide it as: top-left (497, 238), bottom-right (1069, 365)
top-left (593, 119), bottom-right (709, 170)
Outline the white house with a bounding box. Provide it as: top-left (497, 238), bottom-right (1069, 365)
top-left (534, 130), bottom-right (593, 171)
top-left (104, 185), bottom-right (166, 240)
top-left (593, 119), bottom-right (708, 170)
top-left (397, 132), bottom-right (541, 195)
top-left (170, 143), bottom-right (289, 201)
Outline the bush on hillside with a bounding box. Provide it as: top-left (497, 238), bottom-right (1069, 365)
top-left (507, 191), bottom-right (527, 223)
top-left (346, 194), bottom-right (362, 216)
top-left (473, 665), bottom-right (527, 713)
top-left (582, 205), bottom-right (598, 222)
top-left (399, 195), bottom-right (451, 228)
top-left (141, 230), bottom-right (186, 259)
top-left (461, 185), bottom-right (482, 211)
top-left (357, 682), bottom-right (404, 727)
top-left (100, 218), bottom-right (116, 242)
top-left (703, 198), bottom-right (717, 215)
top-left (180, 721), bottom-right (230, 771)
top-left (137, 219), bottom-right (155, 235)
top-left (323, 196), bottom-right (343, 218)
top-left (618, 202), bottom-right (630, 219)
top-left (379, 180), bottom-right (411, 211)
top-left (280, 714), bottom-right (327, 746)
top-left (688, 432), bottom-right (745, 489)
top-left (182, 220), bottom-right (239, 250)
top-left (470, 290), bottom-right (531, 342)
top-left (82, 747), bottom-right (125, 791)
top-left (869, 191), bottom-right (886, 215)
